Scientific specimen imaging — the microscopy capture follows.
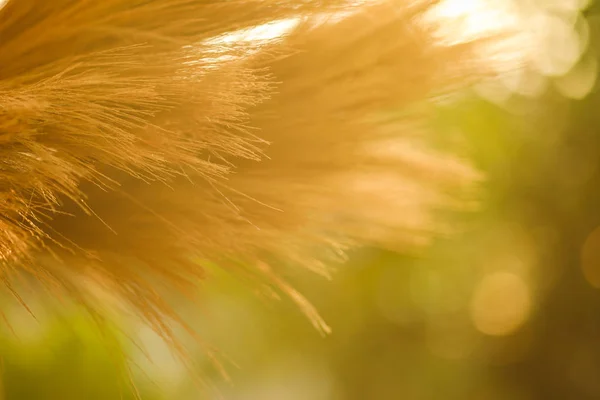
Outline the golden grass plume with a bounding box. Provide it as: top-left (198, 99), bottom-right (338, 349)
top-left (0, 0), bottom-right (494, 362)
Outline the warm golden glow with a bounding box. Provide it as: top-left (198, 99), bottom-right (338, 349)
top-left (470, 272), bottom-right (531, 336)
top-left (433, 0), bottom-right (519, 39)
top-left (581, 226), bottom-right (600, 288)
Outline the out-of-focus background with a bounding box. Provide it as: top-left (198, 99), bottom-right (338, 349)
top-left (3, 0), bottom-right (600, 399)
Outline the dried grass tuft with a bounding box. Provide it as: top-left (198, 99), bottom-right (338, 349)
top-left (0, 0), bottom-right (496, 377)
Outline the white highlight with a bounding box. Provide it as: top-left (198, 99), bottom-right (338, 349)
top-left (206, 19), bottom-right (300, 46)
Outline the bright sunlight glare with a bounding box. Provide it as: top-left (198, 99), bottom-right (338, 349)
top-left (427, 0), bottom-right (525, 51)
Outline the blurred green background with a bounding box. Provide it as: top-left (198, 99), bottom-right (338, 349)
top-left (4, 1), bottom-right (600, 399)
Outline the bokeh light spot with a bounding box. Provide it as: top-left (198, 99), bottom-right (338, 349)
top-left (470, 272), bottom-right (531, 336)
top-left (580, 226), bottom-right (600, 288)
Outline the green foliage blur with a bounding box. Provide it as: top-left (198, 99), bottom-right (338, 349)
top-left (4, 1), bottom-right (600, 399)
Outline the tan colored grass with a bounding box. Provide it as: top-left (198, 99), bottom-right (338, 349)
top-left (0, 0), bottom-right (495, 376)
